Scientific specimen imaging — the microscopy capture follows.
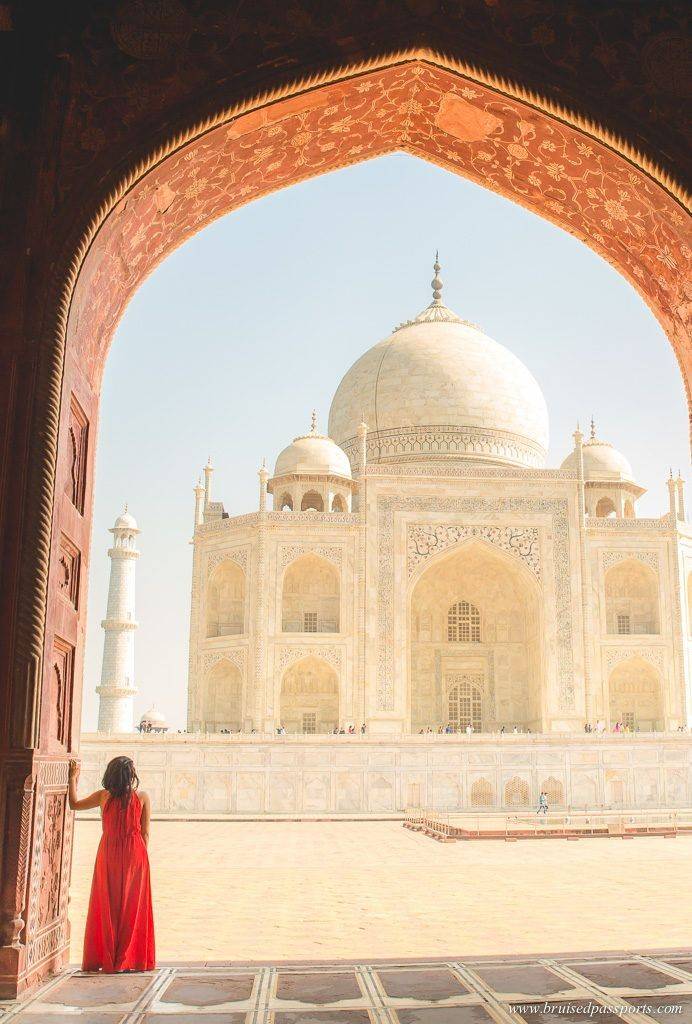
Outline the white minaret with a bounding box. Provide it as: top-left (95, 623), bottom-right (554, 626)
top-left (96, 507), bottom-right (140, 733)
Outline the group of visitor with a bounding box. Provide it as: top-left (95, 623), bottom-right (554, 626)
top-left (418, 723), bottom-right (532, 735)
top-left (274, 723), bottom-right (367, 735)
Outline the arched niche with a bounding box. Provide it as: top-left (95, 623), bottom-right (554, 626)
top-left (608, 656), bottom-right (663, 731)
top-left (278, 492), bottom-right (294, 511)
top-left (279, 655), bottom-right (339, 734)
top-left (604, 558), bottom-right (660, 635)
top-left (282, 554), bottom-right (340, 633)
top-left (595, 496), bottom-right (617, 518)
top-left (331, 494), bottom-right (346, 512)
top-left (202, 659), bottom-right (243, 732)
top-left (409, 540), bottom-right (543, 733)
top-left (206, 560), bottom-right (246, 637)
top-left (300, 490), bottom-right (324, 512)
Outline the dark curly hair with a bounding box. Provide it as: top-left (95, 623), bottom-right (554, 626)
top-left (102, 756), bottom-right (139, 807)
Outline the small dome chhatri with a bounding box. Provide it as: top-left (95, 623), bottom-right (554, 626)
top-left (561, 419), bottom-right (635, 482)
top-left (112, 504), bottom-right (139, 531)
top-left (273, 412), bottom-right (352, 479)
top-left (329, 256), bottom-right (549, 470)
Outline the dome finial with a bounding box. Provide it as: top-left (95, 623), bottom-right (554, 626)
top-left (310, 409), bottom-right (318, 434)
top-left (590, 416), bottom-right (596, 440)
top-left (431, 252), bottom-right (443, 303)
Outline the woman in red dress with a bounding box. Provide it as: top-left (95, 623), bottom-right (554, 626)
top-left (69, 756), bottom-right (155, 973)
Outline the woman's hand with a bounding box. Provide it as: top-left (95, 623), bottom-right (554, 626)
top-left (69, 759), bottom-right (80, 781)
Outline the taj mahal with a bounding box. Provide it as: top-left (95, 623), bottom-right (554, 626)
top-left (86, 261), bottom-right (692, 815)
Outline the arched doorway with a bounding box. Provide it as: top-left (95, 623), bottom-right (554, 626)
top-left (2, 47), bottom-right (689, 995)
top-left (201, 659), bottom-right (243, 733)
top-left (279, 656), bottom-right (340, 734)
top-left (281, 554), bottom-right (340, 634)
top-left (608, 656), bottom-right (664, 732)
top-left (604, 559), bottom-right (660, 636)
top-left (409, 540), bottom-right (543, 732)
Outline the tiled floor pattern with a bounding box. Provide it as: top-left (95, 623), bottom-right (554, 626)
top-left (2, 952), bottom-right (692, 1023)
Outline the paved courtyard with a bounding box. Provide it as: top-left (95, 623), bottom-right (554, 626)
top-left (68, 821), bottom-right (692, 963)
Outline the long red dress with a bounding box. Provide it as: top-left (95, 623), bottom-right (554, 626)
top-left (82, 790), bottom-right (155, 972)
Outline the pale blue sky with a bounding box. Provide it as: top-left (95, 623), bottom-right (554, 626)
top-left (81, 153), bottom-right (689, 732)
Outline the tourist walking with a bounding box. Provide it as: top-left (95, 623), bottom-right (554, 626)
top-left (69, 756), bottom-right (155, 973)
top-left (537, 791), bottom-right (548, 815)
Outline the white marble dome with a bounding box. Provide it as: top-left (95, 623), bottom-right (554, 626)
top-left (112, 507), bottom-right (138, 531)
top-left (274, 416), bottom-right (352, 479)
top-left (140, 705), bottom-right (167, 728)
top-left (561, 426), bottom-right (634, 481)
top-left (328, 264), bottom-right (549, 469)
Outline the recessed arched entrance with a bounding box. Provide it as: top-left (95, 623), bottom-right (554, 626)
top-left (409, 540), bottom-right (543, 732)
top-left (3, 50), bottom-right (690, 996)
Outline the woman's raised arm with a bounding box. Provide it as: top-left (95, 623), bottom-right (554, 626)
top-left (68, 760), bottom-right (105, 811)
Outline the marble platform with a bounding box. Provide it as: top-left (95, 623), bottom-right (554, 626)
top-left (78, 733), bottom-right (692, 817)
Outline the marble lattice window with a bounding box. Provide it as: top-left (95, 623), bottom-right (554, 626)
top-left (447, 601), bottom-right (481, 643)
top-left (302, 712), bottom-right (317, 734)
top-left (303, 611), bottom-right (318, 632)
top-left (447, 676), bottom-right (482, 731)
top-left (617, 614), bottom-right (631, 634)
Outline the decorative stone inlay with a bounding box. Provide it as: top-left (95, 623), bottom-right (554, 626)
top-left (268, 511), bottom-right (356, 526)
top-left (370, 463), bottom-right (574, 480)
top-left (201, 648), bottom-right (247, 675)
top-left (588, 519), bottom-right (668, 532)
top-left (207, 548), bottom-right (249, 575)
top-left (601, 550), bottom-right (660, 573)
top-left (279, 544), bottom-right (343, 571)
top-left (341, 424), bottom-right (546, 470)
top-left (408, 524), bottom-right (541, 580)
top-left (198, 512), bottom-right (260, 534)
top-left (277, 645), bottom-right (343, 672)
top-left (378, 495), bottom-right (573, 712)
top-left (603, 646), bottom-right (665, 673)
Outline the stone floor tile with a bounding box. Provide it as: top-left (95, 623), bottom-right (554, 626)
top-left (40, 972), bottom-right (154, 1006)
top-left (273, 1013), bottom-right (371, 1024)
top-left (509, 1000), bottom-right (622, 1022)
top-left (624, 996), bottom-right (692, 1022)
top-left (161, 973), bottom-right (255, 1004)
top-left (144, 1016), bottom-right (246, 1024)
top-left (17, 1015), bottom-right (124, 1024)
top-left (377, 968), bottom-right (468, 1000)
top-left (663, 960), bottom-right (692, 976)
top-left (472, 964), bottom-right (572, 996)
top-left (395, 1007), bottom-right (494, 1023)
top-left (570, 961), bottom-right (680, 990)
top-left (275, 971), bottom-right (363, 1003)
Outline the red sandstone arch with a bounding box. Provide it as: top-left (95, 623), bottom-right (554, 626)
top-left (4, 51), bottom-right (690, 997)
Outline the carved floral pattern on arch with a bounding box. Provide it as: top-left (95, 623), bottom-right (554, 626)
top-left (277, 645), bottom-right (343, 672)
top-left (408, 524), bottom-right (541, 580)
top-left (200, 648), bottom-right (247, 674)
top-left (65, 61), bottom-right (689, 395)
top-left (601, 550), bottom-right (660, 573)
top-left (603, 647), bottom-right (665, 673)
top-left (279, 544), bottom-right (343, 571)
top-left (207, 549), bottom-right (248, 575)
